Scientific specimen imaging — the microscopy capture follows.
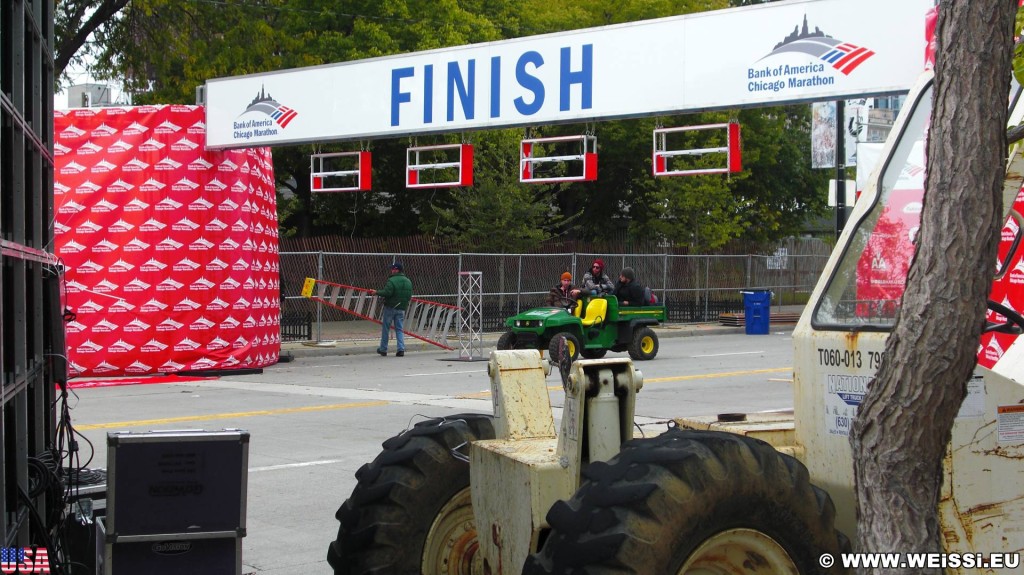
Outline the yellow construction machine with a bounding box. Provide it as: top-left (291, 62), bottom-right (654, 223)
top-left (326, 67), bottom-right (1024, 575)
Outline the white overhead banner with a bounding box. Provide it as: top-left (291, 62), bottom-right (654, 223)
top-left (204, 0), bottom-right (932, 149)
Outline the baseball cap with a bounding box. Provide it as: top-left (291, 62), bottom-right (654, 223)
top-left (390, 262), bottom-right (403, 271)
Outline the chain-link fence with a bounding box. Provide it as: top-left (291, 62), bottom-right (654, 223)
top-left (279, 242), bottom-right (830, 341)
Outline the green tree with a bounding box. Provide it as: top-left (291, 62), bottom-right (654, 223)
top-left (61, 0), bottom-right (826, 250)
top-left (731, 105), bottom-right (830, 243)
top-left (54, 0), bottom-right (130, 82)
top-left (627, 120), bottom-right (746, 251)
top-left (88, 1), bottom-right (515, 102)
top-left (503, 0), bottom-right (828, 250)
top-left (545, 105), bottom-right (827, 250)
top-left (82, 0), bottom-right (523, 238)
top-left (420, 130), bottom-right (570, 252)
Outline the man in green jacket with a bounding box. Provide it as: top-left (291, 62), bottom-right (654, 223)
top-left (373, 261), bottom-right (413, 356)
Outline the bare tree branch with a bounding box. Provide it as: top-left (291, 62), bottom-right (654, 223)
top-left (54, 0), bottom-right (130, 79)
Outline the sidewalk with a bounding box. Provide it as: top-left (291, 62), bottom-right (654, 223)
top-left (282, 304), bottom-right (803, 358)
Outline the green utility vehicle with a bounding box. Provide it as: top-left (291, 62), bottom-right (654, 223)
top-left (496, 294), bottom-right (667, 361)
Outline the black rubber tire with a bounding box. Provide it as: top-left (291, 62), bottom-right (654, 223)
top-left (327, 413), bottom-right (495, 575)
top-left (497, 330), bottom-right (517, 350)
top-left (580, 348), bottom-right (607, 359)
top-left (627, 326), bottom-right (659, 360)
top-left (524, 428), bottom-right (850, 575)
top-left (548, 332), bottom-right (581, 363)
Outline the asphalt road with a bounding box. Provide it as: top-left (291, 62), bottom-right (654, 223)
top-left (66, 328), bottom-right (796, 574)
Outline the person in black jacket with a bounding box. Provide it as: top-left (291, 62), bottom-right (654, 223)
top-left (614, 267), bottom-right (645, 307)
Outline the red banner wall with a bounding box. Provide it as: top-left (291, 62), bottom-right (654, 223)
top-left (54, 105), bottom-right (280, 377)
top-left (979, 184), bottom-right (1024, 370)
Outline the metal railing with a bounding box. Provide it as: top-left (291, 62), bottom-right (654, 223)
top-left (279, 248), bottom-right (829, 341)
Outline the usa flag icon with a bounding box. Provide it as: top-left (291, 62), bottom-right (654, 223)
top-left (1, 546), bottom-right (50, 574)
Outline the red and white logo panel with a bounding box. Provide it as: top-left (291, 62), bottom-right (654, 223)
top-left (980, 184), bottom-right (1024, 369)
top-left (54, 105), bottom-right (280, 377)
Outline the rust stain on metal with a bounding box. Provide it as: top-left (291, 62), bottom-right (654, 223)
top-left (490, 523), bottom-right (504, 575)
top-left (943, 495), bottom-right (1024, 547)
top-left (956, 420), bottom-right (996, 454)
top-left (843, 331), bottom-right (860, 349)
top-left (967, 496), bottom-right (1024, 518)
top-left (981, 446), bottom-right (1024, 459)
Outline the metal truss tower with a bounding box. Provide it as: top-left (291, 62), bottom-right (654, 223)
top-left (456, 272), bottom-right (484, 360)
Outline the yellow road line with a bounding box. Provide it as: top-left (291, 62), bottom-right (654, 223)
top-left (77, 368), bottom-right (792, 430)
top-left (464, 362), bottom-right (790, 392)
top-left (538, 366), bottom-right (791, 391)
top-left (75, 400), bottom-right (390, 431)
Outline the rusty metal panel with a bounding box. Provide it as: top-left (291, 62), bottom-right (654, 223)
top-left (486, 350), bottom-right (555, 440)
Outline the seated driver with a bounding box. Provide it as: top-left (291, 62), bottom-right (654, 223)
top-left (546, 272), bottom-right (581, 308)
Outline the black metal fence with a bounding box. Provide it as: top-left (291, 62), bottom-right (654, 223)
top-left (279, 239), bottom-right (829, 340)
top-left (280, 311), bottom-right (314, 342)
top-left (665, 295), bottom-right (746, 323)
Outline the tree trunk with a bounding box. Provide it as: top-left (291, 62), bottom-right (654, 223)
top-left (849, 2), bottom-right (1017, 574)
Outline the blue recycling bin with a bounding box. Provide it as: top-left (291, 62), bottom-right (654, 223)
top-left (741, 290), bottom-right (772, 335)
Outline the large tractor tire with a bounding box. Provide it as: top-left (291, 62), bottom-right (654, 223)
top-left (327, 413), bottom-right (495, 575)
top-left (548, 332), bottom-right (581, 363)
top-left (524, 427), bottom-right (849, 575)
top-left (627, 326), bottom-right (659, 360)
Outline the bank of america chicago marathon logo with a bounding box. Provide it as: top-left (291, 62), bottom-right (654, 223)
top-left (233, 85), bottom-right (298, 141)
top-left (748, 15), bottom-right (876, 94)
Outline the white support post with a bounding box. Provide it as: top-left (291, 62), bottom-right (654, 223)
top-left (457, 271), bottom-right (484, 361)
